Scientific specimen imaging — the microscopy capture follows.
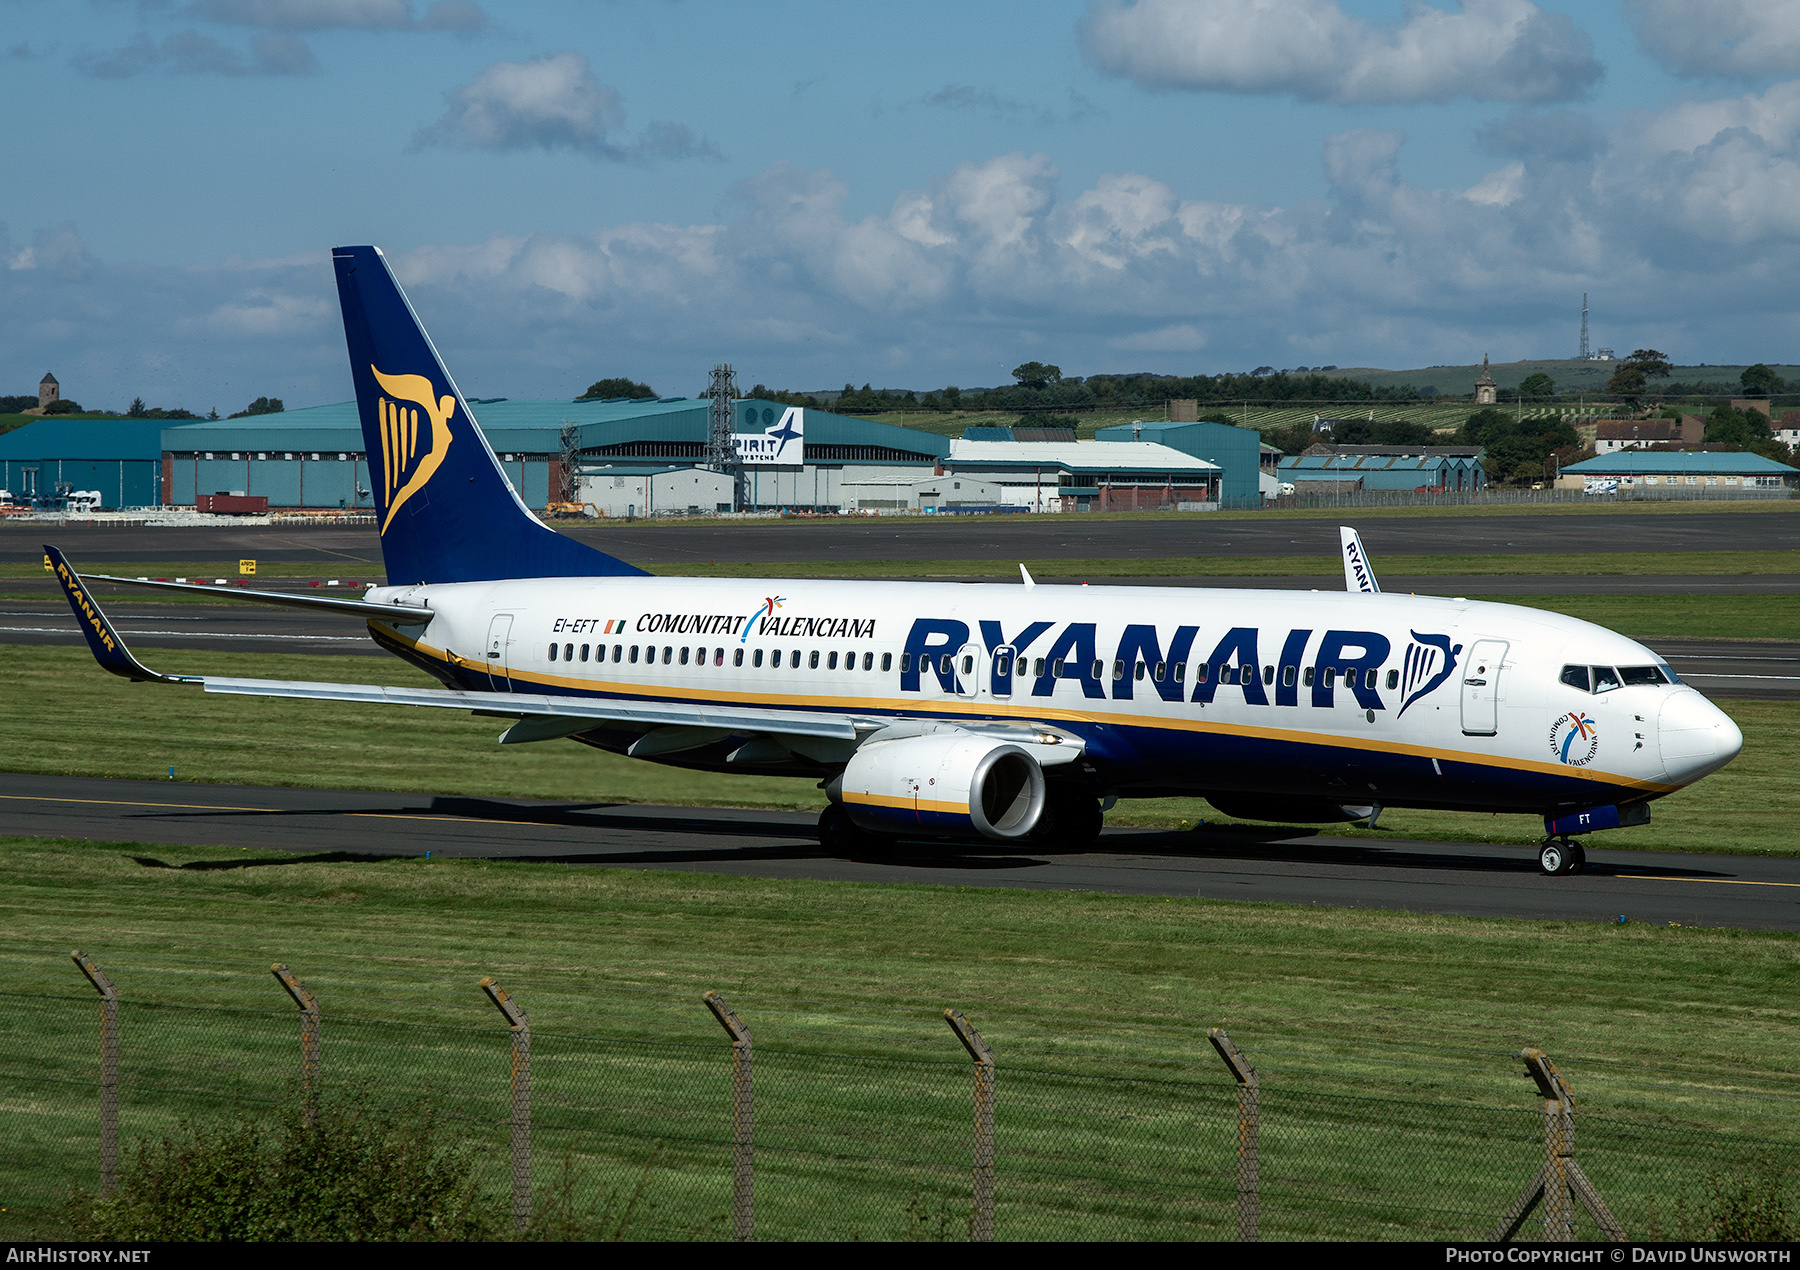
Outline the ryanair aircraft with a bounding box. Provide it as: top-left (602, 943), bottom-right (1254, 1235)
top-left (48, 245), bottom-right (1743, 876)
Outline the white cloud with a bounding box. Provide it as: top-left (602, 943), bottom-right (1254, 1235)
top-left (1625, 0), bottom-right (1800, 78)
top-left (21, 78), bottom-right (1800, 410)
top-left (183, 0), bottom-right (488, 34)
top-left (77, 29), bottom-right (317, 78)
top-left (414, 53), bottom-right (718, 163)
top-left (1082, 0), bottom-right (1602, 104)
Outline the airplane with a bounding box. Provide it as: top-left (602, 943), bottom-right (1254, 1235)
top-left (45, 245), bottom-right (1744, 877)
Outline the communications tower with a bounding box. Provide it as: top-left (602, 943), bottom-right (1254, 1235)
top-left (706, 363), bottom-right (741, 510)
top-left (1579, 293), bottom-right (1590, 361)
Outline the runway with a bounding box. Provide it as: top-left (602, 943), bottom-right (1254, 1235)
top-left (8, 505), bottom-right (1799, 569)
top-left (6, 773), bottom-right (1795, 931)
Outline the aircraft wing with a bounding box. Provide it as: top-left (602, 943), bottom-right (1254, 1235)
top-left (63, 560), bottom-right (431, 622)
top-left (46, 544), bottom-right (1087, 761)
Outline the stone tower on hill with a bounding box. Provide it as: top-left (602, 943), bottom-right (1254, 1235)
top-left (1474, 355), bottom-right (1497, 406)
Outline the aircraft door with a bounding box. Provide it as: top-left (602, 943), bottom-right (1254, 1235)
top-left (954, 641), bottom-right (983, 699)
top-left (485, 614), bottom-right (515, 692)
top-left (1460, 639), bottom-right (1508, 736)
top-left (989, 645), bottom-right (1016, 698)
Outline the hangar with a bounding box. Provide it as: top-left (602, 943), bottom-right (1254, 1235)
top-left (0, 419), bottom-right (173, 507)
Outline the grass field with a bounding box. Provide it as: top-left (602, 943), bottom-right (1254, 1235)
top-left (2, 640), bottom-right (1794, 856)
top-left (1, 833), bottom-right (1795, 1239)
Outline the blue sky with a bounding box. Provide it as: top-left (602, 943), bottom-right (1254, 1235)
top-left (6, 1), bottom-right (1800, 411)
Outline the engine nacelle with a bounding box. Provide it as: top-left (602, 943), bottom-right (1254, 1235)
top-left (840, 729), bottom-right (1046, 841)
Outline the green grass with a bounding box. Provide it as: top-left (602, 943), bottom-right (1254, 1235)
top-left (1, 643), bottom-right (1794, 855)
top-left (0, 835), bottom-right (1794, 1239)
top-left (649, 549), bottom-right (1800, 580)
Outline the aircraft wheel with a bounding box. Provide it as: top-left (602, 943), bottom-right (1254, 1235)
top-left (1539, 839), bottom-right (1583, 876)
top-left (818, 804), bottom-right (872, 853)
top-left (1037, 787), bottom-right (1104, 847)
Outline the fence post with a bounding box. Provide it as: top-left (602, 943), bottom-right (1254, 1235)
top-left (70, 951), bottom-right (119, 1194)
top-left (703, 991), bottom-right (754, 1242)
top-left (1207, 1028), bottom-right (1259, 1242)
top-left (1493, 1048), bottom-right (1626, 1242)
top-left (944, 1009), bottom-right (995, 1243)
top-left (480, 977), bottom-right (531, 1233)
top-left (270, 964), bottom-right (320, 1124)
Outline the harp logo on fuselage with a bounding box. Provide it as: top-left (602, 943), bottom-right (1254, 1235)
top-left (371, 364), bottom-right (455, 534)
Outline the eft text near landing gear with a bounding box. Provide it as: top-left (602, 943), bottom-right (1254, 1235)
top-left (1538, 838), bottom-right (1587, 876)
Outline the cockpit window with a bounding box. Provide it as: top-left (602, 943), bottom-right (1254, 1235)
top-left (1619, 665), bottom-right (1669, 687)
top-left (1559, 664), bottom-right (1590, 692)
top-left (1660, 662), bottom-right (1682, 685)
top-left (1592, 665), bottom-right (1622, 694)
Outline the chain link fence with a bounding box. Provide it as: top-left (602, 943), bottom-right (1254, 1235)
top-left (3, 949), bottom-right (1795, 1242)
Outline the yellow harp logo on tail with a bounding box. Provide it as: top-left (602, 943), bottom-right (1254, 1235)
top-left (371, 365), bottom-right (455, 534)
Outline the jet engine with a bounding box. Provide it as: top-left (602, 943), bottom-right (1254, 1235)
top-left (839, 728), bottom-right (1046, 841)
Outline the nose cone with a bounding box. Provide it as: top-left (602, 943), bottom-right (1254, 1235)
top-left (1659, 690), bottom-right (1744, 785)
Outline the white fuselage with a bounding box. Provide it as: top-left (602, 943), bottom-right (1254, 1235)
top-left (364, 575), bottom-right (1742, 817)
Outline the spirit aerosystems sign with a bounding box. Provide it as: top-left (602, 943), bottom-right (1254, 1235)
top-left (733, 406), bottom-right (804, 465)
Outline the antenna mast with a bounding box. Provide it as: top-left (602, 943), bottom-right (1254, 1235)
top-left (1579, 293), bottom-right (1590, 361)
top-left (706, 363), bottom-right (741, 510)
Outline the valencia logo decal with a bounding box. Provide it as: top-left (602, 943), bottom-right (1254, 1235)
top-left (371, 365), bottom-right (455, 534)
top-left (1550, 711), bottom-right (1599, 767)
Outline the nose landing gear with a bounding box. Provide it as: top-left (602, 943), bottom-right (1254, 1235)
top-left (1539, 838), bottom-right (1587, 876)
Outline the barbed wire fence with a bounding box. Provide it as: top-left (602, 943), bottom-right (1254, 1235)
top-left (4, 946), bottom-right (1796, 1242)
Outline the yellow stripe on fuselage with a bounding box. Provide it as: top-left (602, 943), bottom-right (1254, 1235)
top-left (367, 623), bottom-right (1679, 795)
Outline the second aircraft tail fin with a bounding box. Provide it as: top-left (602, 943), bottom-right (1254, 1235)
top-left (1339, 526), bottom-right (1380, 594)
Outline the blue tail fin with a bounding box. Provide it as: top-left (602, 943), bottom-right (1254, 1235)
top-left (331, 245), bottom-right (646, 585)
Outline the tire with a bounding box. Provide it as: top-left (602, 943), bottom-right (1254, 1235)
top-left (1036, 786), bottom-right (1104, 847)
top-left (1566, 842), bottom-right (1587, 875)
top-left (818, 804), bottom-right (870, 853)
top-left (1539, 841), bottom-right (1566, 875)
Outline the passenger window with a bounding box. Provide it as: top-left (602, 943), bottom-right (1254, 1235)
top-left (715, 648), bottom-right (725, 666)
top-left (1091, 660), bottom-right (1103, 680)
top-left (613, 644), bottom-right (622, 662)
top-left (1154, 662), bottom-right (1166, 682)
top-left (827, 651), bottom-right (838, 670)
top-left (962, 655), bottom-right (973, 674)
top-left (1134, 661), bottom-right (1145, 682)
top-left (1282, 666), bottom-right (1296, 688)
top-left (882, 653), bottom-right (893, 672)
top-left (754, 648), bottom-right (764, 667)
top-left (565, 643), bottom-right (574, 662)
top-left (863, 652), bottom-right (874, 671)
top-left (734, 649), bottom-right (744, 667)
top-left (1303, 667), bottom-right (1314, 687)
top-left (1592, 666), bottom-right (1621, 693)
top-left (1114, 659), bottom-right (1126, 681)
top-left (680, 647), bottom-right (690, 665)
top-left (790, 650), bottom-right (801, 668)
top-left (1619, 665), bottom-right (1667, 686)
top-left (548, 643), bottom-right (558, 661)
top-left (630, 645), bottom-right (639, 663)
top-left (996, 653), bottom-right (1012, 677)
top-left (1323, 668), bottom-right (1336, 687)
top-left (900, 653), bottom-right (911, 673)
top-left (663, 646), bottom-right (673, 664)
top-left (1195, 663), bottom-right (1208, 684)
top-left (1240, 665), bottom-right (1253, 686)
top-left (1052, 658), bottom-right (1065, 678)
top-left (1385, 669), bottom-right (1397, 689)
top-left (1173, 662), bottom-right (1186, 683)
top-left (1262, 665), bottom-right (1273, 685)
top-left (1560, 664), bottom-right (1590, 692)
top-left (940, 654), bottom-right (953, 675)
top-left (595, 645), bottom-right (606, 663)
top-left (810, 650), bottom-right (821, 669)
top-left (581, 644), bottom-right (590, 662)
top-left (1033, 657), bottom-right (1045, 677)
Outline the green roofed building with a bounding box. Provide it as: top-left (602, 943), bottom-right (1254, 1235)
top-left (0, 418), bottom-right (187, 508)
top-left (1557, 450), bottom-right (1797, 494)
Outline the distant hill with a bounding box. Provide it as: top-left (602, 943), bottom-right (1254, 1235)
top-left (1335, 359), bottom-right (1800, 396)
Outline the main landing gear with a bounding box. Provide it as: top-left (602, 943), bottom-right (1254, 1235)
top-left (1539, 838), bottom-right (1587, 876)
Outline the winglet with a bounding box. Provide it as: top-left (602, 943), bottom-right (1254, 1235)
top-left (43, 545), bottom-right (198, 684)
top-left (1019, 563), bottom-right (1035, 588)
top-left (1339, 526), bottom-right (1380, 594)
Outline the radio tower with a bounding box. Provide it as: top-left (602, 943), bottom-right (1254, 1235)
top-left (705, 363), bottom-right (741, 509)
top-left (1579, 293), bottom-right (1590, 361)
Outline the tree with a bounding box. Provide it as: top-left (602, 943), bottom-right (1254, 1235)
top-left (228, 397), bottom-right (284, 419)
top-left (1625, 349), bottom-right (1673, 380)
top-left (1459, 408), bottom-right (1514, 445)
top-left (1705, 404), bottom-right (1774, 449)
top-left (125, 397), bottom-right (148, 418)
top-left (1740, 363), bottom-right (1785, 397)
top-left (577, 377), bottom-right (656, 401)
top-left (1010, 361), bottom-right (1062, 390)
top-left (1518, 372), bottom-right (1556, 400)
top-left (43, 398), bottom-right (85, 415)
top-left (1606, 362), bottom-right (1648, 403)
